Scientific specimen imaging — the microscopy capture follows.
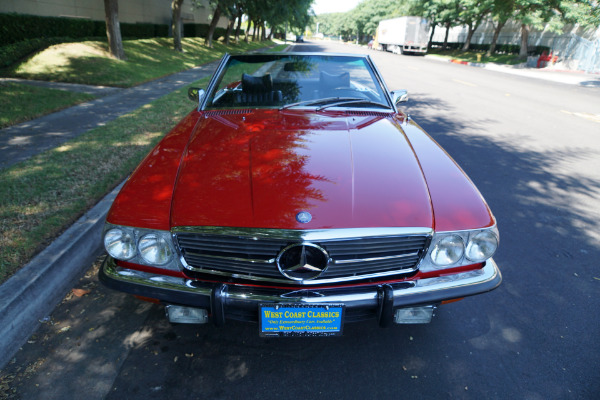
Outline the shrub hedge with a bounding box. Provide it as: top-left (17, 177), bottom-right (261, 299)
top-left (0, 37), bottom-right (106, 68)
top-left (0, 13), bottom-right (171, 46)
top-left (0, 14), bottom-right (102, 45)
top-left (183, 24), bottom-right (228, 41)
top-left (0, 13), bottom-right (234, 68)
top-left (1, 13), bottom-right (232, 47)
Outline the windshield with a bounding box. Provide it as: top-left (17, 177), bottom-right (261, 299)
top-left (204, 54), bottom-right (390, 110)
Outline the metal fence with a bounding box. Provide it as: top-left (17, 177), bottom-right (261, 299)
top-left (559, 35), bottom-right (600, 73)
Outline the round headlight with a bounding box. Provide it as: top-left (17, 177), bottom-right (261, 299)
top-left (466, 230), bottom-right (498, 262)
top-left (104, 229), bottom-right (136, 260)
top-left (431, 235), bottom-right (464, 266)
top-left (138, 233), bottom-right (172, 265)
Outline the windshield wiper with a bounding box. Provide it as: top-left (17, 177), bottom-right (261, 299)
top-left (316, 98), bottom-right (391, 111)
top-left (280, 97), bottom-right (363, 110)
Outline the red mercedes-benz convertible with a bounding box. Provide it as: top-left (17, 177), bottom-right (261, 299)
top-left (100, 53), bottom-right (501, 336)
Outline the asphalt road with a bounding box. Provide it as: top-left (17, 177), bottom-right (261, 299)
top-left (2, 41), bottom-right (599, 400)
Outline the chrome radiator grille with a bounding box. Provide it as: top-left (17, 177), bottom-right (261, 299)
top-left (174, 228), bottom-right (430, 284)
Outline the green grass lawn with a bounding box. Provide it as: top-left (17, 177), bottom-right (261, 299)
top-left (269, 43), bottom-right (289, 52)
top-left (7, 38), bottom-right (274, 87)
top-left (0, 82), bottom-right (96, 128)
top-left (0, 77), bottom-right (210, 284)
top-left (428, 49), bottom-right (524, 65)
top-left (0, 37), bottom-right (281, 283)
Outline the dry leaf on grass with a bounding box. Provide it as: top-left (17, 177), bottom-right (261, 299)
top-left (72, 288), bottom-right (91, 297)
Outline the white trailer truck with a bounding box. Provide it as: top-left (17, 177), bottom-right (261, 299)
top-left (376, 16), bottom-right (430, 55)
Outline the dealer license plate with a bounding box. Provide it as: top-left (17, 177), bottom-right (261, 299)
top-left (259, 304), bottom-right (344, 337)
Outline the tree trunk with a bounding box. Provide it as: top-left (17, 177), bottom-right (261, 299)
top-left (462, 23), bottom-right (475, 51)
top-left (519, 23), bottom-right (529, 58)
top-left (245, 19), bottom-right (251, 43)
top-left (442, 22), bottom-right (450, 50)
top-left (171, 0), bottom-right (184, 52)
top-left (252, 20), bottom-right (257, 41)
top-left (486, 20), bottom-right (506, 56)
top-left (261, 22), bottom-right (266, 41)
top-left (235, 10), bottom-right (242, 44)
top-left (428, 23), bottom-right (436, 51)
top-left (224, 18), bottom-right (234, 45)
top-left (205, 4), bottom-right (222, 48)
top-left (104, 0), bottom-right (125, 60)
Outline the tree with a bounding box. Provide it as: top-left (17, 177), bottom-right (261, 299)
top-left (458, 0), bottom-right (493, 51)
top-left (514, 0), bottom-right (561, 58)
top-left (558, 0), bottom-right (600, 29)
top-left (409, 0), bottom-right (452, 50)
top-left (172, 0), bottom-right (185, 52)
top-left (234, 8), bottom-right (243, 44)
top-left (245, 18), bottom-right (251, 43)
top-left (487, 0), bottom-right (515, 56)
top-left (104, 0), bottom-right (125, 60)
top-left (436, 0), bottom-right (462, 50)
top-left (206, 1), bottom-right (223, 47)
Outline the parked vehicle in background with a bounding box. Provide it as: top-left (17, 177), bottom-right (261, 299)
top-left (377, 16), bottom-right (430, 55)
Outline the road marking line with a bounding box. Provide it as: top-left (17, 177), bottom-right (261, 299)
top-left (561, 110), bottom-right (600, 123)
top-left (452, 79), bottom-right (476, 87)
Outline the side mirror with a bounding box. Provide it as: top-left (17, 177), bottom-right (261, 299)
top-left (391, 89), bottom-right (408, 105)
top-left (188, 87), bottom-right (205, 106)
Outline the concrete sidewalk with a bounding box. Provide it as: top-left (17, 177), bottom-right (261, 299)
top-left (0, 62), bottom-right (219, 368)
top-left (425, 54), bottom-right (600, 87)
top-left (0, 62), bottom-right (218, 169)
top-left (0, 77), bottom-right (124, 96)
top-left (0, 44), bottom-right (286, 369)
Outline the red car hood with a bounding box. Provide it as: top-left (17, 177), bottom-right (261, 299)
top-left (170, 110), bottom-right (434, 230)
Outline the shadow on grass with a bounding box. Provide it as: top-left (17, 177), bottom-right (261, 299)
top-left (0, 81), bottom-right (206, 283)
top-left (9, 38), bottom-right (274, 87)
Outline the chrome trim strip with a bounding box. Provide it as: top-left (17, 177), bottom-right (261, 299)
top-left (200, 53), bottom-right (231, 111)
top-left (177, 257), bottom-right (418, 285)
top-left (333, 251), bottom-right (419, 265)
top-left (109, 267), bottom-right (210, 295)
top-left (185, 251), bottom-right (276, 264)
top-left (102, 257), bottom-right (500, 307)
top-left (392, 260), bottom-right (500, 304)
top-left (366, 54), bottom-right (397, 112)
top-left (172, 226), bottom-right (433, 240)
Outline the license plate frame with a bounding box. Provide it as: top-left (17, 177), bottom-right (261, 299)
top-left (259, 303), bottom-right (345, 337)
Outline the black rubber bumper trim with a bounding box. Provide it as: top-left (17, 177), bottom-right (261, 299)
top-left (377, 285), bottom-right (394, 328)
top-left (211, 284), bottom-right (227, 326)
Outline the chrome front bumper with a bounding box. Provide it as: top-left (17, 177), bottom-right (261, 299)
top-left (100, 256), bottom-right (501, 326)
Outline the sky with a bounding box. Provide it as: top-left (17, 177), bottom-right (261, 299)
top-left (311, 0), bottom-right (362, 15)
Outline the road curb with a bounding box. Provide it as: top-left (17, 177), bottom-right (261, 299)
top-left (449, 59), bottom-right (486, 68)
top-left (0, 181), bottom-right (124, 369)
top-left (424, 55), bottom-right (486, 68)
